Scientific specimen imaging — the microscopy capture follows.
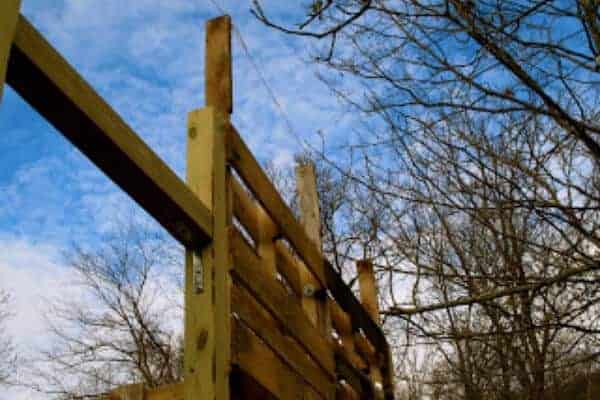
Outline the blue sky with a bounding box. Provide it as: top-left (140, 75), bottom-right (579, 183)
top-left (0, 1), bottom-right (358, 398)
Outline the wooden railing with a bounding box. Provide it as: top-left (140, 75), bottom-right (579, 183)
top-left (1, 3), bottom-right (395, 399)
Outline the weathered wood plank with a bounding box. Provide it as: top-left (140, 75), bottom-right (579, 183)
top-left (296, 162), bottom-right (332, 339)
top-left (185, 108), bottom-right (217, 400)
top-left (330, 299), bottom-right (367, 371)
top-left (226, 125), bottom-right (395, 398)
top-left (231, 177), bottom-right (260, 245)
top-left (147, 383), bottom-right (184, 400)
top-left (227, 125), bottom-right (327, 286)
top-left (232, 318), bottom-right (306, 400)
top-left (336, 382), bottom-right (360, 400)
top-left (357, 260), bottom-right (380, 325)
top-left (185, 107), bottom-right (231, 400)
top-left (6, 16), bottom-right (212, 248)
top-left (205, 16), bottom-right (232, 114)
top-left (230, 228), bottom-right (335, 376)
top-left (274, 240), bottom-right (303, 298)
top-left (232, 283), bottom-right (335, 400)
top-left (0, 0), bottom-right (20, 101)
top-left (335, 352), bottom-right (375, 399)
top-left (357, 259), bottom-right (385, 399)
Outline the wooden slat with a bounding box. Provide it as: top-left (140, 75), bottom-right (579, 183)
top-left (107, 383), bottom-right (144, 400)
top-left (232, 177), bottom-right (260, 244)
top-left (230, 228), bottom-right (335, 376)
top-left (274, 241), bottom-right (302, 298)
top-left (227, 125), bottom-right (395, 399)
top-left (232, 318), bottom-right (307, 400)
top-left (330, 299), bottom-right (367, 371)
top-left (354, 332), bottom-right (377, 366)
top-left (6, 16), bottom-right (212, 248)
top-left (0, 0), bottom-right (20, 101)
top-left (336, 382), bottom-right (360, 400)
top-left (335, 352), bottom-right (375, 399)
top-left (147, 383), bottom-right (184, 400)
top-left (227, 125), bottom-right (326, 286)
top-left (232, 283), bottom-right (335, 399)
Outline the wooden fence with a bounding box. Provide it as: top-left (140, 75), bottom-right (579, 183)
top-left (1, 3), bottom-right (395, 399)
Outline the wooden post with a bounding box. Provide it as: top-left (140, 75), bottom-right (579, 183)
top-left (296, 162), bottom-right (331, 336)
top-left (357, 259), bottom-right (385, 399)
top-left (0, 0), bottom-right (21, 102)
top-left (185, 15), bottom-right (232, 400)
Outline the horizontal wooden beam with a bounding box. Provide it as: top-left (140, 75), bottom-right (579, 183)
top-left (0, 0), bottom-right (20, 101)
top-left (6, 16), bottom-right (212, 248)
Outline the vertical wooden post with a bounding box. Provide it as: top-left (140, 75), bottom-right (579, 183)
top-left (0, 0), bottom-right (21, 102)
top-left (357, 260), bottom-right (380, 325)
top-left (357, 259), bottom-right (385, 399)
top-left (296, 162), bottom-right (331, 336)
top-left (185, 15), bottom-right (232, 400)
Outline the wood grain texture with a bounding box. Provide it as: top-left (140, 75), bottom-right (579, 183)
top-left (185, 108), bottom-right (217, 400)
top-left (0, 0), bottom-right (20, 101)
top-left (230, 229), bottom-right (335, 376)
top-left (185, 107), bottom-right (231, 400)
top-left (232, 318), bottom-right (306, 400)
top-left (227, 125), bottom-right (395, 399)
top-left (232, 283), bottom-right (334, 400)
top-left (6, 16), bottom-right (212, 248)
top-left (357, 260), bottom-right (380, 325)
top-left (205, 16), bottom-right (232, 114)
top-left (296, 163), bottom-right (325, 328)
top-left (357, 259), bottom-right (385, 399)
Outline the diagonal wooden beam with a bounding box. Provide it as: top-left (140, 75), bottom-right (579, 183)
top-left (5, 15), bottom-right (212, 248)
top-left (0, 0), bottom-right (21, 101)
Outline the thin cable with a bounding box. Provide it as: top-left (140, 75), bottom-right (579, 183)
top-left (203, 0), bottom-right (309, 151)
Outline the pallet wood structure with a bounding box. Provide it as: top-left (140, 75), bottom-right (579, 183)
top-left (1, 3), bottom-right (395, 400)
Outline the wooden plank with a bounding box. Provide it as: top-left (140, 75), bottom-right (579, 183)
top-left (6, 16), bottom-right (212, 248)
top-left (323, 261), bottom-right (395, 400)
top-left (296, 162), bottom-right (332, 338)
top-left (185, 107), bottom-right (231, 400)
top-left (336, 382), bottom-right (360, 400)
top-left (230, 367), bottom-right (279, 400)
top-left (108, 383), bottom-right (145, 400)
top-left (227, 125), bottom-right (326, 286)
top-left (226, 125), bottom-right (395, 399)
top-left (357, 260), bottom-right (380, 325)
top-left (357, 259), bottom-right (385, 399)
top-left (232, 177), bottom-right (260, 244)
top-left (185, 108), bottom-right (216, 400)
top-left (274, 241), bottom-right (302, 298)
top-left (257, 205), bottom-right (278, 277)
top-left (0, 0), bottom-right (20, 101)
top-left (147, 383), bottom-right (184, 400)
top-left (329, 300), bottom-right (366, 371)
top-left (230, 229), bottom-right (335, 376)
top-left (232, 283), bottom-right (335, 400)
top-left (231, 318), bottom-right (306, 400)
top-left (205, 16), bottom-right (232, 114)
top-left (335, 353), bottom-right (375, 399)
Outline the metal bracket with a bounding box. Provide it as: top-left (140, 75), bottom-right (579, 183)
top-left (192, 251), bottom-right (204, 294)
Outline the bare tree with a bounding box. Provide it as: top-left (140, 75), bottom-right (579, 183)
top-left (28, 222), bottom-right (183, 398)
top-left (253, 2), bottom-right (600, 398)
top-left (0, 289), bottom-right (16, 386)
